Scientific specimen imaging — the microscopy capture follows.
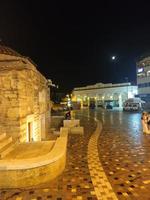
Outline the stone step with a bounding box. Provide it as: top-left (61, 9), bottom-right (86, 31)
top-left (0, 142), bottom-right (16, 159)
top-left (0, 133), bottom-right (6, 141)
top-left (0, 136), bottom-right (12, 151)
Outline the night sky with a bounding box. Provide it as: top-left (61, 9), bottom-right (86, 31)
top-left (0, 1), bottom-right (150, 93)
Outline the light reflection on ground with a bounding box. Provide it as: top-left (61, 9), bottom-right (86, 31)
top-left (95, 108), bottom-right (150, 199)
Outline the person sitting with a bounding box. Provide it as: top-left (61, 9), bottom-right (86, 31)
top-left (65, 110), bottom-right (71, 120)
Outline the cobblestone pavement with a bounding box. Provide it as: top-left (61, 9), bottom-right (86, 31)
top-left (0, 109), bottom-right (149, 200)
top-left (97, 109), bottom-right (150, 200)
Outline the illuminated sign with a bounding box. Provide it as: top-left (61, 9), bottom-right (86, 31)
top-left (138, 68), bottom-right (143, 73)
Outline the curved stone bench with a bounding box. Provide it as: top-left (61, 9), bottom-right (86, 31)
top-left (0, 130), bottom-right (68, 188)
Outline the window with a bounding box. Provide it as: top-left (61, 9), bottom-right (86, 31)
top-left (138, 82), bottom-right (150, 88)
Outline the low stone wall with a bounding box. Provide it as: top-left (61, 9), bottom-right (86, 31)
top-left (0, 130), bottom-right (68, 188)
top-left (70, 126), bottom-right (84, 135)
top-left (63, 119), bottom-right (80, 128)
top-left (63, 119), bottom-right (84, 135)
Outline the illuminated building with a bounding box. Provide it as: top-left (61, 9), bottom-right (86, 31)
top-left (0, 45), bottom-right (50, 142)
top-left (72, 82), bottom-right (137, 108)
top-left (136, 56), bottom-right (150, 102)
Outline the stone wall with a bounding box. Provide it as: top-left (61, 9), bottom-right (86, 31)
top-left (0, 54), bottom-right (50, 142)
top-left (0, 68), bottom-right (20, 139)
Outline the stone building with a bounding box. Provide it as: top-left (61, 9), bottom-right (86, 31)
top-left (0, 45), bottom-right (50, 142)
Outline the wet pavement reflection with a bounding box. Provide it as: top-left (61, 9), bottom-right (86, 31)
top-left (96, 109), bottom-right (150, 200)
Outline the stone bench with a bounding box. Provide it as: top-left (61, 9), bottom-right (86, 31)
top-left (70, 126), bottom-right (84, 135)
top-left (63, 120), bottom-right (84, 135)
top-left (63, 119), bottom-right (80, 128)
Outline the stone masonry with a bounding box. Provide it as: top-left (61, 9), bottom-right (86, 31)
top-left (0, 45), bottom-right (50, 143)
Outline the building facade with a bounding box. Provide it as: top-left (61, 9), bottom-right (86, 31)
top-left (136, 56), bottom-right (150, 102)
top-left (0, 45), bottom-right (50, 142)
top-left (72, 82), bottom-right (137, 108)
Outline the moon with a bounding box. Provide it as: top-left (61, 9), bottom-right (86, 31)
top-left (112, 56), bottom-right (116, 60)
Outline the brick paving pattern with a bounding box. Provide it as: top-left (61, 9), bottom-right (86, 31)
top-left (98, 110), bottom-right (150, 200)
top-left (88, 120), bottom-right (118, 200)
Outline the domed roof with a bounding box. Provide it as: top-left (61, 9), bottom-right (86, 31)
top-left (0, 43), bottom-right (38, 69)
top-left (0, 44), bottom-right (23, 57)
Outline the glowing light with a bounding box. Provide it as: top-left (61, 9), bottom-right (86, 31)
top-left (77, 97), bottom-right (81, 102)
top-left (128, 91), bottom-right (134, 98)
top-left (138, 68), bottom-right (143, 73)
top-left (83, 96), bottom-right (87, 100)
top-left (68, 101), bottom-right (71, 107)
top-left (112, 56), bottom-right (116, 60)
